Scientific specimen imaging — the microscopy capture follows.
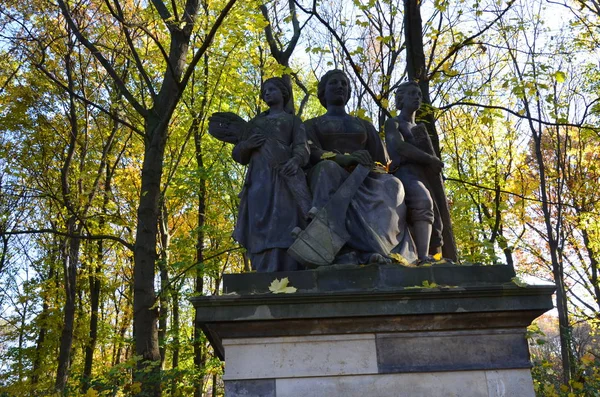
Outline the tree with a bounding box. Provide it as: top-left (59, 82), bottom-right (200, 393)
top-left (1, 0), bottom-right (241, 394)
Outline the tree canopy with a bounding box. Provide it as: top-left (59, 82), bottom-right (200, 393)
top-left (1, 0), bottom-right (599, 396)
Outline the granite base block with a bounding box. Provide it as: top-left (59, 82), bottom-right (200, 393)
top-left (376, 329), bottom-right (531, 373)
top-left (222, 334), bottom-right (378, 380)
top-left (274, 369), bottom-right (534, 397)
top-left (224, 379), bottom-right (275, 397)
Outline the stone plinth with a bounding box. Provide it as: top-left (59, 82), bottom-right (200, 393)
top-left (191, 264), bottom-right (555, 397)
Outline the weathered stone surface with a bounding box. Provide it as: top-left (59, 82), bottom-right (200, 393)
top-left (194, 280), bottom-right (554, 361)
top-left (197, 286), bottom-right (552, 324)
top-left (224, 379), bottom-right (275, 397)
top-left (276, 371), bottom-right (490, 397)
top-left (273, 369), bottom-right (535, 397)
top-left (191, 266), bottom-right (554, 397)
top-left (376, 329), bottom-right (531, 373)
top-left (485, 369), bottom-right (535, 397)
top-left (221, 264), bottom-right (517, 294)
top-left (222, 334), bottom-right (378, 380)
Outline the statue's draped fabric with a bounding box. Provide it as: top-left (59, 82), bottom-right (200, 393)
top-left (305, 115), bottom-right (417, 264)
top-left (232, 112), bottom-right (309, 272)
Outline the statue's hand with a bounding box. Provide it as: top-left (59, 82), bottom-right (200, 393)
top-left (244, 133), bottom-right (266, 150)
top-left (280, 157), bottom-right (300, 176)
top-left (350, 150), bottom-right (373, 167)
top-left (336, 150), bottom-right (373, 168)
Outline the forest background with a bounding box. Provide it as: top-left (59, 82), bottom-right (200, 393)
top-left (0, 0), bottom-right (599, 396)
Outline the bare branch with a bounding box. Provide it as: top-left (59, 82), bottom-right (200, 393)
top-left (445, 176), bottom-right (600, 214)
top-left (104, 0), bottom-right (158, 99)
top-left (33, 61), bottom-right (145, 136)
top-left (180, 0), bottom-right (238, 93)
top-left (294, 0), bottom-right (391, 117)
top-left (150, 0), bottom-right (173, 22)
top-left (428, 2), bottom-right (514, 80)
top-left (438, 101), bottom-right (600, 133)
top-left (56, 0), bottom-right (148, 117)
top-left (1, 229), bottom-right (134, 251)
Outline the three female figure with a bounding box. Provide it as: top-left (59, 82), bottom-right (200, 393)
top-left (230, 71), bottom-right (437, 270)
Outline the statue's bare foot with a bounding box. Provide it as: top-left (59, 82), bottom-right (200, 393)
top-left (368, 253), bottom-right (391, 264)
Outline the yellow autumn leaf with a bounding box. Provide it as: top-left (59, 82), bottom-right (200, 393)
top-left (84, 390), bottom-right (99, 397)
top-left (511, 276), bottom-right (527, 287)
top-left (433, 252), bottom-right (442, 261)
top-left (543, 383), bottom-right (558, 397)
top-left (269, 277), bottom-right (297, 294)
top-left (405, 280), bottom-right (439, 289)
top-left (571, 381), bottom-right (584, 390)
top-left (422, 280), bottom-right (438, 288)
top-left (321, 151), bottom-right (336, 160)
top-left (389, 252), bottom-right (410, 265)
top-left (581, 353), bottom-right (594, 366)
top-left (372, 161), bottom-right (388, 173)
top-left (130, 382), bottom-right (142, 394)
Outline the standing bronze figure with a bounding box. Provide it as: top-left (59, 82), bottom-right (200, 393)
top-left (209, 78), bottom-right (311, 272)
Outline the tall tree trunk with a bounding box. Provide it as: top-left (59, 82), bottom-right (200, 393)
top-left (113, 278), bottom-right (132, 367)
top-left (192, 51), bottom-right (210, 396)
top-left (158, 200), bottom-right (170, 367)
top-left (580, 227), bottom-right (600, 310)
top-left (82, 164), bottom-right (111, 391)
top-left (32, 296), bottom-right (49, 385)
top-left (55, 47), bottom-right (82, 393)
top-left (55, 218), bottom-right (81, 393)
top-left (82, 238), bottom-right (102, 392)
top-left (193, 114), bottom-right (207, 397)
top-left (403, 0), bottom-right (458, 261)
top-left (132, 13), bottom-right (203, 397)
top-left (170, 288), bottom-right (180, 396)
top-left (53, 1), bottom-right (241, 394)
top-left (133, 114), bottom-right (167, 396)
top-left (531, 127), bottom-right (573, 382)
top-left (32, 249), bottom-right (56, 386)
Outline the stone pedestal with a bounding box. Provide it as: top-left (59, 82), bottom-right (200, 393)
top-left (191, 264), bottom-right (554, 397)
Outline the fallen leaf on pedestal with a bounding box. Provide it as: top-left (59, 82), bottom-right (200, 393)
top-left (405, 280), bottom-right (439, 289)
top-left (269, 277), bottom-right (297, 294)
top-left (511, 276), bottom-right (527, 287)
top-left (389, 252), bottom-right (410, 266)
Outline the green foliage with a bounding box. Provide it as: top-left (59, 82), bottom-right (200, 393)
top-left (530, 319), bottom-right (600, 397)
top-left (1, 0), bottom-right (600, 394)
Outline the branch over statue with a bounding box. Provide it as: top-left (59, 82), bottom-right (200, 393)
top-left (209, 78), bottom-right (311, 272)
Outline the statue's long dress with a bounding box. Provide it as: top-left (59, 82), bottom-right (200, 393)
top-left (232, 112), bottom-right (310, 272)
top-left (305, 115), bottom-right (416, 264)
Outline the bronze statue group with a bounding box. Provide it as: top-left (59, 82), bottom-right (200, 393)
top-left (209, 70), bottom-right (445, 272)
